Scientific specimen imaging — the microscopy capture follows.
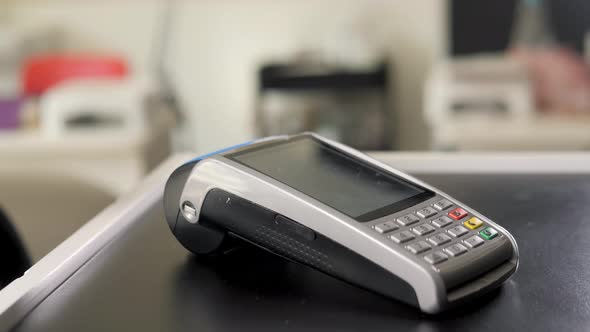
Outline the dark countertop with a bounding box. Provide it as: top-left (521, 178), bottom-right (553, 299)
top-left (12, 174), bottom-right (590, 331)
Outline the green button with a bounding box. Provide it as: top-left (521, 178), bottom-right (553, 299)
top-left (479, 227), bottom-right (498, 240)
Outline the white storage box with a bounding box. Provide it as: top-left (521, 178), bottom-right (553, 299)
top-left (0, 77), bottom-right (174, 196)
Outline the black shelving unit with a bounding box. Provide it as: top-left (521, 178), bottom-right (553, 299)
top-left (256, 62), bottom-right (394, 150)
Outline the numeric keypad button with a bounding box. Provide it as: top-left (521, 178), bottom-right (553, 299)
top-left (431, 216), bottom-right (453, 228)
top-left (373, 221), bottom-right (398, 234)
top-left (390, 231), bottom-right (415, 244)
top-left (397, 214), bottom-right (420, 226)
top-left (444, 243), bottom-right (468, 257)
top-left (427, 233), bottom-right (452, 246)
top-left (406, 241), bottom-right (431, 254)
top-left (416, 207), bottom-right (437, 218)
top-left (447, 225), bottom-right (469, 238)
top-left (463, 235), bottom-right (485, 248)
top-left (411, 223), bottom-right (436, 236)
top-left (433, 199), bottom-right (453, 211)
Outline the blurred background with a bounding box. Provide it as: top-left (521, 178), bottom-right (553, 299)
top-left (1, 0), bottom-right (590, 280)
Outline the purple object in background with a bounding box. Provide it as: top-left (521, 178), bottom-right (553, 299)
top-left (0, 98), bottom-right (21, 129)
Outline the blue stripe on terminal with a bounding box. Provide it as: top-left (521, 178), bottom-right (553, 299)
top-left (184, 140), bottom-right (254, 165)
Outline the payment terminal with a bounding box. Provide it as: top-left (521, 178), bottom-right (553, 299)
top-left (164, 133), bottom-right (518, 313)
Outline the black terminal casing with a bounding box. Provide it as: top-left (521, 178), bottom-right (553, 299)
top-left (164, 161), bottom-right (419, 306)
top-left (164, 161), bottom-right (233, 256)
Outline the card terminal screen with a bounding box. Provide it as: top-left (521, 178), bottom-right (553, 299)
top-left (228, 137), bottom-right (434, 222)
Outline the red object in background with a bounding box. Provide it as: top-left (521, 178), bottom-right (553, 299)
top-left (22, 55), bottom-right (129, 96)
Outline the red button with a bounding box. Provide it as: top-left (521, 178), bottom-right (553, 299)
top-left (448, 208), bottom-right (468, 220)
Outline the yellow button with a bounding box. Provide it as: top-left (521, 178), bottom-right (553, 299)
top-left (464, 217), bottom-right (483, 230)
